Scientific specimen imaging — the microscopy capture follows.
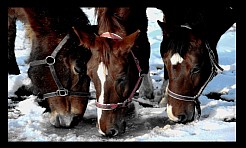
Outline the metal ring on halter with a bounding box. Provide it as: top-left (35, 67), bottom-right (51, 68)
top-left (45, 56), bottom-right (56, 65)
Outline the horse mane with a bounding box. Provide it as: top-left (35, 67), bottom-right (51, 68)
top-left (165, 9), bottom-right (207, 57)
top-left (24, 8), bottom-right (91, 34)
top-left (95, 7), bottom-right (127, 35)
top-left (23, 8), bottom-right (93, 64)
top-left (98, 39), bottom-right (111, 67)
top-left (94, 7), bottom-right (129, 67)
top-left (166, 6), bottom-right (236, 57)
top-left (167, 27), bottom-right (190, 57)
top-left (94, 7), bottom-right (150, 74)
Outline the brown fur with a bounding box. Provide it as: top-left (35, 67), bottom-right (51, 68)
top-left (74, 7), bottom-right (153, 137)
top-left (157, 5), bottom-right (237, 123)
top-left (8, 7), bottom-right (95, 128)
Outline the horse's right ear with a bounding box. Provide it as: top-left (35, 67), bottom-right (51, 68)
top-left (157, 20), bottom-right (168, 32)
top-left (72, 26), bottom-right (94, 49)
top-left (157, 20), bottom-right (168, 38)
top-left (120, 29), bottom-right (141, 53)
top-left (157, 20), bottom-right (164, 29)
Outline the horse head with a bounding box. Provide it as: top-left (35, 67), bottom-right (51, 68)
top-left (157, 5), bottom-right (236, 123)
top-left (74, 27), bottom-right (141, 136)
top-left (18, 8), bottom-right (94, 127)
top-left (73, 7), bottom-right (152, 137)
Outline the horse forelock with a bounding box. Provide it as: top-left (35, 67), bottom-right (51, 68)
top-left (96, 39), bottom-right (111, 68)
top-left (96, 8), bottom-right (126, 36)
top-left (168, 28), bottom-right (190, 58)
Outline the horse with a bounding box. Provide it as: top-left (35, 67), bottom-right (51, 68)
top-left (8, 7), bottom-right (95, 127)
top-left (73, 7), bottom-right (154, 137)
top-left (156, 4), bottom-right (237, 123)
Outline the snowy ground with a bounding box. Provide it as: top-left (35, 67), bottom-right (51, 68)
top-left (8, 8), bottom-right (236, 142)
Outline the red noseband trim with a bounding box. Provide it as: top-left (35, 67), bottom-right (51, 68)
top-left (100, 32), bottom-right (123, 40)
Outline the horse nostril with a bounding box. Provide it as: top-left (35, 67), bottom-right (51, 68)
top-left (177, 114), bottom-right (187, 123)
top-left (105, 128), bottom-right (118, 137)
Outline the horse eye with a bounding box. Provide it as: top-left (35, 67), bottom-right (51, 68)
top-left (117, 76), bottom-right (126, 83)
top-left (115, 76), bottom-right (126, 97)
top-left (114, 13), bottom-right (124, 20)
top-left (191, 66), bottom-right (201, 74)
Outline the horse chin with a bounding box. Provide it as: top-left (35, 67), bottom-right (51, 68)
top-left (98, 116), bottom-right (126, 137)
top-left (49, 112), bottom-right (76, 128)
top-left (166, 103), bottom-right (195, 123)
top-left (48, 107), bottom-right (86, 128)
top-left (105, 121), bottom-right (126, 137)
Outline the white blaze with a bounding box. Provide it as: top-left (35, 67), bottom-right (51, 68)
top-left (166, 103), bottom-right (179, 121)
top-left (167, 53), bottom-right (183, 121)
top-left (97, 62), bottom-right (108, 135)
top-left (170, 53), bottom-right (183, 65)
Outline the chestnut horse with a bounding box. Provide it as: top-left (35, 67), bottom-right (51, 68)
top-left (73, 7), bottom-right (154, 137)
top-left (8, 7), bottom-right (95, 127)
top-left (157, 4), bottom-right (237, 123)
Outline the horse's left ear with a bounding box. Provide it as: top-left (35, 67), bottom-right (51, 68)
top-left (157, 20), bottom-right (164, 29)
top-left (72, 26), bottom-right (95, 49)
top-left (157, 20), bottom-right (168, 38)
top-left (120, 29), bottom-right (140, 52)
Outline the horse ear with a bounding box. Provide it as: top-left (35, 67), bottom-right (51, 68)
top-left (157, 20), bottom-right (164, 29)
top-left (72, 26), bottom-right (95, 49)
top-left (157, 20), bottom-right (168, 34)
top-left (157, 20), bottom-right (169, 39)
top-left (120, 29), bottom-right (140, 52)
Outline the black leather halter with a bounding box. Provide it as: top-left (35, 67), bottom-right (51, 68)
top-left (29, 34), bottom-right (91, 102)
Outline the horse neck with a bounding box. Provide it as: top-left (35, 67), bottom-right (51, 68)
top-left (24, 8), bottom-right (80, 62)
top-left (202, 6), bottom-right (236, 47)
top-left (23, 8), bottom-right (89, 34)
top-left (97, 18), bottom-right (127, 37)
top-left (96, 7), bottom-right (145, 37)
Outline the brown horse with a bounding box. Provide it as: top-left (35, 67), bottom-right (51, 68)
top-left (73, 7), bottom-right (153, 137)
top-left (157, 4), bottom-right (237, 123)
top-left (8, 7), bottom-right (95, 127)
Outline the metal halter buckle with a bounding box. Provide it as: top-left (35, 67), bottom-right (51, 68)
top-left (56, 89), bottom-right (68, 96)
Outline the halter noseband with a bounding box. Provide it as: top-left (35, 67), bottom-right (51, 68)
top-left (29, 33), bottom-right (91, 102)
top-left (95, 32), bottom-right (144, 110)
top-left (167, 25), bottom-right (224, 120)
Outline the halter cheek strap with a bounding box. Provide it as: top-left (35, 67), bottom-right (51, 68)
top-left (167, 25), bottom-right (224, 120)
top-left (29, 33), bottom-right (91, 102)
top-left (167, 42), bottom-right (223, 120)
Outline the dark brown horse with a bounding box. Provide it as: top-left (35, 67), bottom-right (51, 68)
top-left (73, 7), bottom-right (153, 137)
top-left (157, 4), bottom-right (237, 123)
top-left (8, 7), bottom-right (95, 127)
